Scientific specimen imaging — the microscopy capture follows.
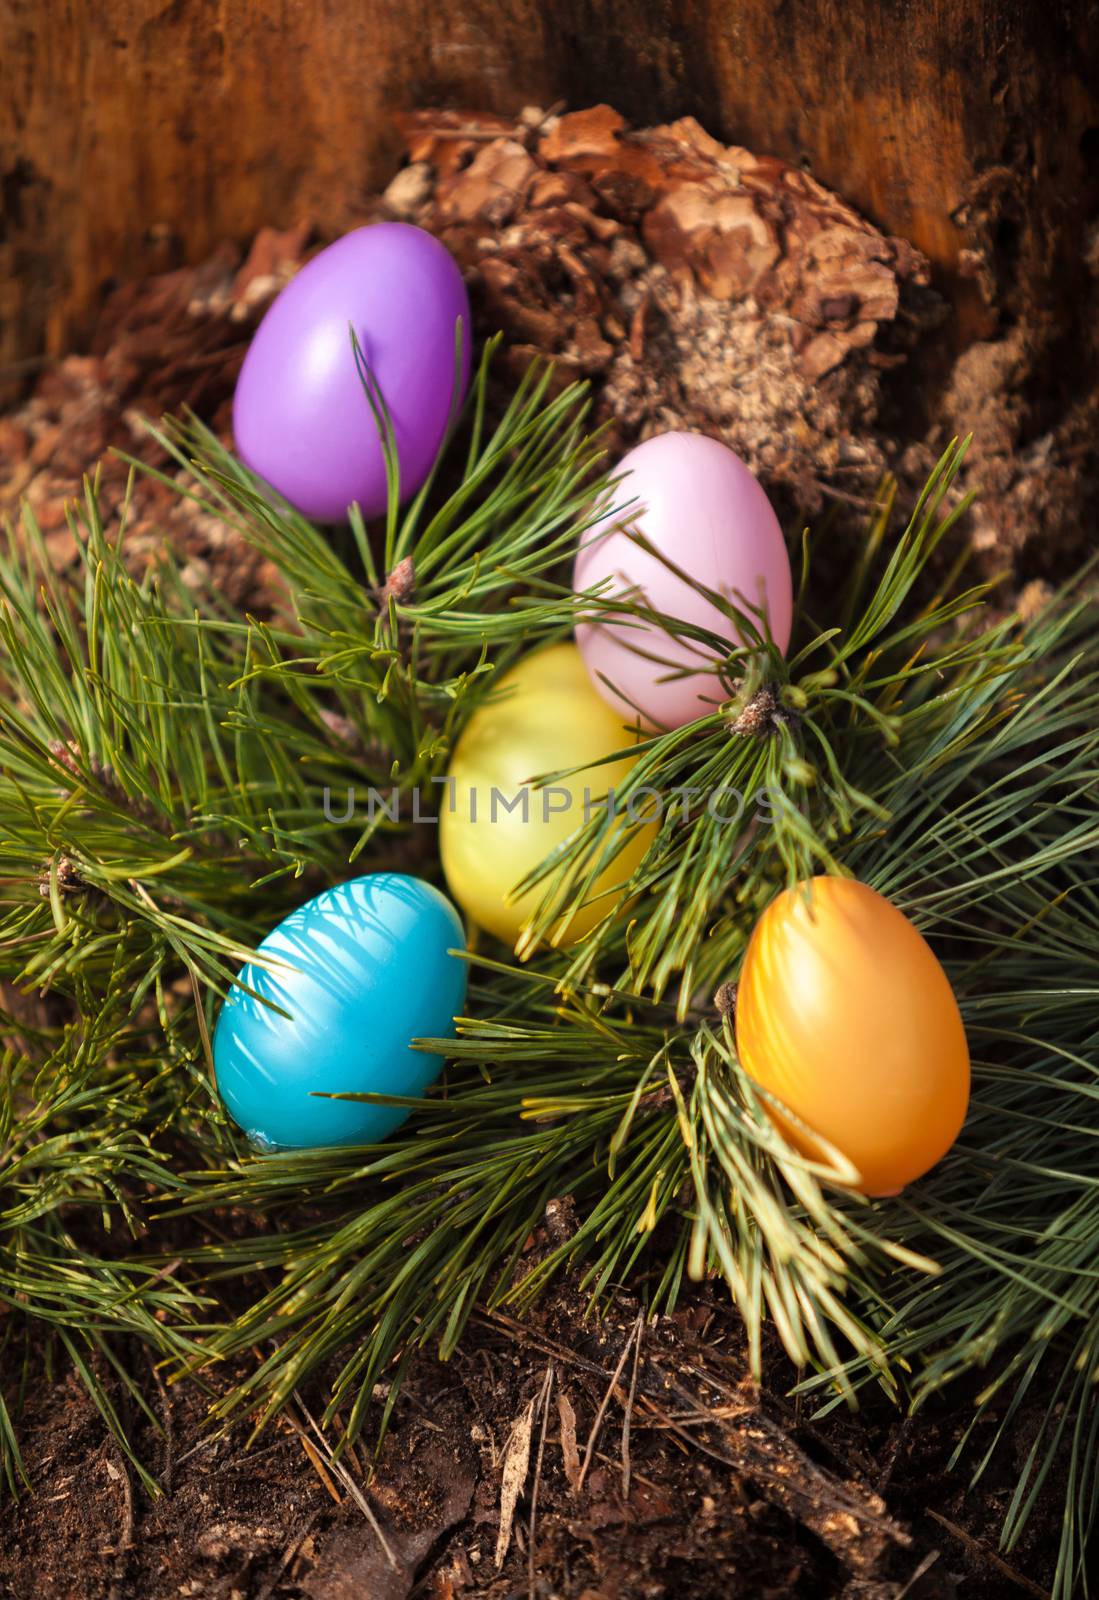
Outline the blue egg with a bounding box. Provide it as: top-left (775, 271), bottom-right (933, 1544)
top-left (213, 873), bottom-right (468, 1150)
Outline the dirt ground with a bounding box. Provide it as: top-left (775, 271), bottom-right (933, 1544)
top-left (1, 106), bottom-right (1094, 1599)
top-left (0, 1277), bottom-right (1067, 1600)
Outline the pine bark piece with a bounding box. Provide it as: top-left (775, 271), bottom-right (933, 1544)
top-left (390, 98), bottom-right (1096, 571)
top-left (396, 103), bottom-right (934, 514)
top-left (4, 0), bottom-right (1095, 428)
top-left (435, 140), bottom-right (539, 227)
top-left (4, 91), bottom-right (1093, 591)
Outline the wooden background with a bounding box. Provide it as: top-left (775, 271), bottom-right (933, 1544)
top-left (2, 0), bottom-right (1097, 390)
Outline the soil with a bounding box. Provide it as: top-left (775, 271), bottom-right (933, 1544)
top-left (1, 104), bottom-right (1094, 1599)
top-left (0, 1278), bottom-right (1067, 1600)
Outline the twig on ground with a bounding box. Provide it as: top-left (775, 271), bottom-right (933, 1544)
top-left (621, 1313), bottom-right (645, 1500)
top-left (875, 1415), bottom-right (915, 1495)
top-left (104, 1443), bottom-right (136, 1600)
top-left (101, 1448), bottom-right (135, 1552)
top-left (577, 1317), bottom-right (642, 1494)
top-left (926, 1509), bottom-right (1051, 1600)
top-left (649, 1370), bottom-right (909, 1575)
top-left (527, 1364), bottom-right (556, 1600)
top-left (290, 1394), bottom-right (398, 1569)
top-left (896, 1548), bottom-right (943, 1599)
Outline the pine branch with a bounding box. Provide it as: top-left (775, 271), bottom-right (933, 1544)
top-left (0, 345), bottom-right (1095, 1597)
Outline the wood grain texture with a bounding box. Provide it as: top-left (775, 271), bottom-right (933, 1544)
top-left (2, 0), bottom-right (1097, 386)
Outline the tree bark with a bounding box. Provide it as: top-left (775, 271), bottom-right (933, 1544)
top-left (1, 0), bottom-right (1096, 397)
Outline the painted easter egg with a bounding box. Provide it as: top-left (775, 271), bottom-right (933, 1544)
top-left (574, 432), bottom-right (792, 729)
top-left (233, 223), bottom-right (470, 522)
top-left (439, 643), bottom-right (654, 949)
top-left (734, 875), bottom-right (970, 1195)
top-left (213, 873), bottom-right (467, 1150)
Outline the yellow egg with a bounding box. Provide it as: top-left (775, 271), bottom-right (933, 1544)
top-left (734, 876), bottom-right (970, 1195)
top-left (440, 643), bottom-right (653, 949)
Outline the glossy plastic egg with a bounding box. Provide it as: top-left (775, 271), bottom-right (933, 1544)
top-left (233, 223), bottom-right (471, 522)
top-left (439, 643), bottom-right (654, 949)
top-left (734, 876), bottom-right (970, 1195)
top-left (213, 873), bottom-right (467, 1150)
top-left (574, 432), bottom-right (793, 729)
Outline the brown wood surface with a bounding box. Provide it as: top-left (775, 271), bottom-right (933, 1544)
top-left (2, 1), bottom-right (1097, 389)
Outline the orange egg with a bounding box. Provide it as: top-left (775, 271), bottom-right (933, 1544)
top-left (734, 876), bottom-right (970, 1196)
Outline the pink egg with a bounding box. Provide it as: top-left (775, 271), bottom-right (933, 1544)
top-left (573, 432), bottom-right (792, 728)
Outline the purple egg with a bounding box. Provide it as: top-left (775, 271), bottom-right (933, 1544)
top-left (233, 223), bottom-right (471, 523)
